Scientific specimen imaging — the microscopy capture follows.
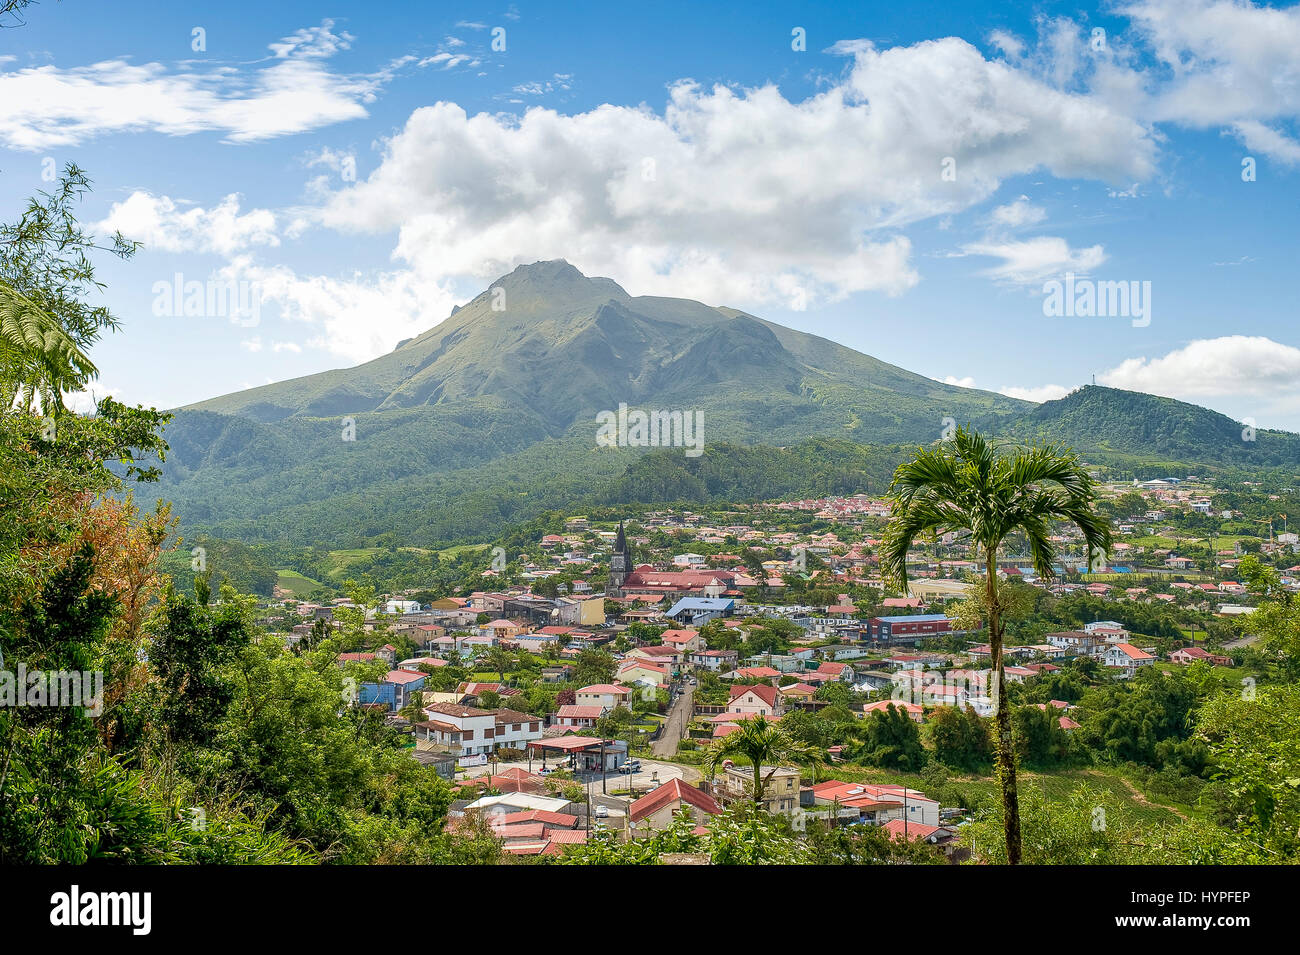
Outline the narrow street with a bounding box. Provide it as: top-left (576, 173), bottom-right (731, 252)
top-left (651, 681), bottom-right (695, 759)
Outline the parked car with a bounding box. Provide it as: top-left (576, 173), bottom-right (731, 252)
top-left (595, 805), bottom-right (609, 818)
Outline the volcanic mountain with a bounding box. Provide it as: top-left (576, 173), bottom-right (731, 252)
top-left (155, 260), bottom-right (1299, 546)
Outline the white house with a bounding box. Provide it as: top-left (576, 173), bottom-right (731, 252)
top-left (727, 684), bottom-right (781, 717)
top-left (575, 684), bottom-right (631, 711)
top-left (660, 628), bottom-right (703, 654)
top-left (414, 703), bottom-right (542, 756)
top-left (1047, 631), bottom-right (1106, 656)
top-left (490, 708), bottom-right (545, 751)
top-left (687, 649), bottom-right (738, 672)
top-left (415, 703), bottom-right (496, 757)
top-left (554, 705), bottom-right (603, 729)
top-left (1103, 643), bottom-right (1156, 678)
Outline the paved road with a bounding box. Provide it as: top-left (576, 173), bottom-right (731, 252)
top-left (651, 681), bottom-right (695, 759)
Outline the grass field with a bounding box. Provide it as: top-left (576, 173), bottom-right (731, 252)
top-left (276, 569), bottom-right (324, 597)
top-left (438, 543), bottom-right (492, 558)
top-left (1125, 534), bottom-right (1254, 550)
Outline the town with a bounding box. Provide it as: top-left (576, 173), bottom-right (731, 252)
top-left (248, 471), bottom-right (1296, 862)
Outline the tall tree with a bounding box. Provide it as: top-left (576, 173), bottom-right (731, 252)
top-left (880, 427), bottom-right (1110, 864)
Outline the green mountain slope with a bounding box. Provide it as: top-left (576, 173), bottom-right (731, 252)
top-left (150, 261), bottom-right (1299, 548)
top-left (1005, 385), bottom-right (1300, 467)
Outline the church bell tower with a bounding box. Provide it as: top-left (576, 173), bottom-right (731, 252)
top-left (607, 520), bottom-right (630, 596)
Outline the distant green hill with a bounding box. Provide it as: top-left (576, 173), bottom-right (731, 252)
top-left (1004, 385), bottom-right (1300, 467)
top-left (148, 261), bottom-right (1299, 548)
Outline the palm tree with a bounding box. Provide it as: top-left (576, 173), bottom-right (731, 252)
top-left (702, 715), bottom-right (820, 807)
top-left (880, 427), bottom-right (1110, 864)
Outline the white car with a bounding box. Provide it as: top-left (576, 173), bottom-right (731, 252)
top-left (595, 805), bottom-right (609, 818)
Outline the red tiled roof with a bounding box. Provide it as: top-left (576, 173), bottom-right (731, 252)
top-left (629, 778), bottom-right (722, 822)
top-left (729, 683), bottom-right (780, 708)
top-left (660, 629), bottom-right (699, 644)
top-left (384, 669), bottom-right (427, 685)
top-left (882, 819), bottom-right (950, 843)
top-left (556, 705), bottom-right (604, 719)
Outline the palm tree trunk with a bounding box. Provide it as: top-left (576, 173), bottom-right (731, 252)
top-left (986, 547), bottom-right (1022, 864)
top-left (752, 762), bottom-right (764, 807)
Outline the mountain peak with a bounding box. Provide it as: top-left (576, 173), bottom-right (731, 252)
top-left (490, 259), bottom-right (627, 299)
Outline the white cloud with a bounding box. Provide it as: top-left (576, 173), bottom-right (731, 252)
top-left (63, 383), bottom-right (124, 414)
top-left (998, 383), bottom-right (1070, 402)
top-left (942, 375), bottom-right (977, 388)
top-left (1099, 335), bottom-right (1300, 399)
top-left (1120, 0), bottom-right (1300, 163)
top-left (294, 38), bottom-right (1153, 313)
top-left (962, 236), bottom-right (1107, 285)
top-left (218, 258), bottom-right (460, 361)
top-left (989, 196), bottom-right (1047, 227)
top-left (420, 52), bottom-right (478, 71)
top-left (98, 192), bottom-right (278, 256)
top-left (1096, 335), bottom-right (1300, 428)
top-left (240, 336), bottom-right (263, 353)
top-left (988, 29), bottom-right (1026, 59)
top-left (1232, 119), bottom-right (1300, 166)
top-left (0, 20), bottom-right (398, 149)
top-left (512, 73), bottom-right (574, 96)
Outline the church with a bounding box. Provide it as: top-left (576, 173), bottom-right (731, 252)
top-left (605, 521), bottom-right (746, 600)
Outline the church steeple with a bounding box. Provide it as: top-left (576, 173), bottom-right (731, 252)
top-left (607, 520), bottom-right (630, 596)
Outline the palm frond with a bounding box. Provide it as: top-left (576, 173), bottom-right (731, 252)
top-left (0, 278), bottom-right (96, 411)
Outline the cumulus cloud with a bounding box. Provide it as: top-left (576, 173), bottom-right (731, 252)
top-left (217, 258), bottom-right (460, 361)
top-left (962, 236), bottom-right (1108, 285)
top-left (1120, 0), bottom-right (1300, 162)
top-left (62, 7), bottom-right (1300, 362)
top-left (1099, 335), bottom-right (1300, 399)
top-left (98, 192), bottom-right (278, 256)
top-left (942, 375), bottom-right (978, 388)
top-left (0, 20), bottom-right (401, 149)
top-left (291, 38), bottom-right (1153, 314)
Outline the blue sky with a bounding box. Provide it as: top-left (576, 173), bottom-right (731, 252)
top-left (3, 0), bottom-right (1299, 428)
